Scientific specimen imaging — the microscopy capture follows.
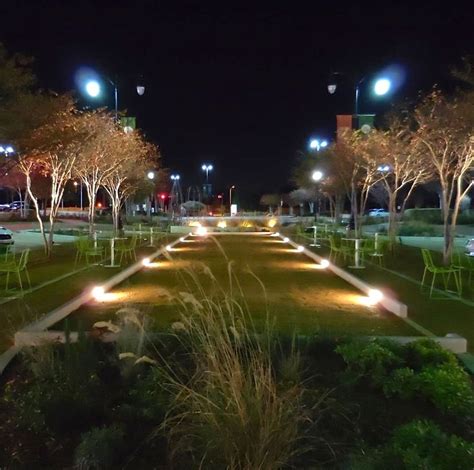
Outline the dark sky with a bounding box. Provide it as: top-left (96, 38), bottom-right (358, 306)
top-left (1, 1), bottom-right (473, 205)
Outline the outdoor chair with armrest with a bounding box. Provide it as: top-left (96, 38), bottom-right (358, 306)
top-left (0, 248), bottom-right (31, 293)
top-left (421, 248), bottom-right (461, 298)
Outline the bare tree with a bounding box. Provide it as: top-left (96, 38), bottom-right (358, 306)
top-left (19, 96), bottom-right (89, 256)
top-left (358, 120), bottom-right (432, 242)
top-left (259, 193), bottom-right (280, 214)
top-left (101, 130), bottom-right (156, 232)
top-left (414, 90), bottom-right (474, 263)
top-left (73, 110), bottom-right (121, 233)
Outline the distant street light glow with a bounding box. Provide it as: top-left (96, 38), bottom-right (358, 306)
top-left (147, 171), bottom-right (155, 180)
top-left (312, 170), bottom-right (324, 182)
top-left (85, 80), bottom-right (101, 97)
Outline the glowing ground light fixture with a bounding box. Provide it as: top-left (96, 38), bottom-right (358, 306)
top-left (91, 286), bottom-right (105, 301)
top-left (320, 259), bottom-right (330, 268)
top-left (296, 245), bottom-right (305, 253)
top-left (196, 226), bottom-right (208, 236)
top-left (367, 288), bottom-right (384, 305)
top-left (166, 244), bottom-right (173, 251)
top-left (142, 257), bottom-right (151, 267)
top-left (179, 237), bottom-right (186, 242)
top-left (283, 237), bottom-right (290, 243)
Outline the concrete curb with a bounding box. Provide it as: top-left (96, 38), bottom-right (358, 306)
top-left (280, 234), bottom-right (408, 318)
top-left (0, 235), bottom-right (186, 375)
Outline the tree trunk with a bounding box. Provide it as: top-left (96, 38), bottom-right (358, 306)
top-left (387, 193), bottom-right (398, 245)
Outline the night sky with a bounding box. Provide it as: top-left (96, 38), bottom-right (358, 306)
top-left (1, 1), bottom-right (473, 206)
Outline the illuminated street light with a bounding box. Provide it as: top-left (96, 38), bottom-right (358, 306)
top-left (312, 170), bottom-right (324, 182)
top-left (374, 78), bottom-right (391, 96)
top-left (309, 139), bottom-right (328, 151)
top-left (171, 174), bottom-right (180, 181)
top-left (0, 145), bottom-right (14, 155)
top-left (201, 164), bottom-right (213, 182)
top-left (77, 68), bottom-right (145, 121)
top-left (147, 171), bottom-right (155, 180)
top-left (85, 80), bottom-right (101, 97)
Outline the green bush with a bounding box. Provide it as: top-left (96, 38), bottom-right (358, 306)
top-left (417, 364), bottom-right (474, 416)
top-left (382, 367), bottom-right (417, 400)
top-left (336, 340), bottom-right (403, 386)
top-left (457, 210), bottom-right (474, 225)
top-left (368, 420), bottom-right (474, 469)
top-left (403, 208), bottom-right (442, 224)
top-left (74, 425), bottom-right (125, 469)
top-left (404, 338), bottom-right (457, 371)
top-left (398, 221), bottom-right (437, 236)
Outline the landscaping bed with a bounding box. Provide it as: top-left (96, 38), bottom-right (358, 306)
top-left (1, 315), bottom-right (473, 468)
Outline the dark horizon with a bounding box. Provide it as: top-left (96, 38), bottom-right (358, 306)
top-left (1, 1), bottom-right (473, 206)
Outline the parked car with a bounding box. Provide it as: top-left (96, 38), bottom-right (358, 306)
top-left (368, 208), bottom-right (389, 218)
top-left (466, 239), bottom-right (474, 256)
top-left (9, 201), bottom-right (25, 211)
top-left (0, 204), bottom-right (11, 212)
top-left (0, 226), bottom-right (14, 248)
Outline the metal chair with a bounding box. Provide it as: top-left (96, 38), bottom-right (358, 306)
top-left (0, 249), bottom-right (31, 293)
top-left (421, 248), bottom-right (461, 298)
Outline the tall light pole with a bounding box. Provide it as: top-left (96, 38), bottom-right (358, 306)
top-left (82, 72), bottom-right (145, 122)
top-left (327, 73), bottom-right (392, 119)
top-left (73, 181), bottom-right (83, 211)
top-left (309, 139), bottom-right (328, 152)
top-left (0, 145), bottom-right (14, 156)
top-left (229, 185), bottom-right (235, 213)
top-left (147, 171), bottom-right (155, 220)
top-left (201, 164), bottom-right (213, 183)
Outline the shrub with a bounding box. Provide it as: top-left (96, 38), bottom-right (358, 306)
top-left (382, 367), bottom-right (417, 400)
top-left (403, 208), bottom-right (443, 224)
top-left (404, 338), bottom-right (457, 371)
top-left (336, 340), bottom-right (403, 386)
top-left (373, 420), bottom-right (474, 469)
top-left (417, 364), bottom-right (474, 416)
top-left (398, 221), bottom-right (437, 236)
top-left (74, 425), bottom-right (125, 470)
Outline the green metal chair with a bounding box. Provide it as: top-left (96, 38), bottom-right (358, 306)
top-left (0, 249), bottom-right (31, 293)
top-left (451, 251), bottom-right (474, 289)
top-left (116, 236), bottom-right (138, 264)
top-left (421, 248), bottom-right (461, 298)
top-left (328, 235), bottom-right (350, 263)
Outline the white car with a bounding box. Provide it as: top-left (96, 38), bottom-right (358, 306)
top-left (0, 226), bottom-right (14, 247)
top-left (368, 208), bottom-right (389, 217)
top-left (466, 239), bottom-right (474, 256)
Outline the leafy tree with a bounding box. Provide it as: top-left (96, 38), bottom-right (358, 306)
top-left (259, 193), bottom-right (280, 214)
top-left (413, 90), bottom-right (474, 263)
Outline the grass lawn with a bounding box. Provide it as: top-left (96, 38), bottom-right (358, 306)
top-left (59, 234), bottom-right (415, 337)
top-left (0, 237), bottom-right (174, 352)
top-left (296, 233), bottom-right (474, 351)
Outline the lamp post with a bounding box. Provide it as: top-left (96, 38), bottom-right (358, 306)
top-left (327, 73), bottom-right (392, 118)
top-left (309, 139), bottom-right (328, 152)
top-left (73, 181), bottom-right (83, 211)
top-left (201, 164), bottom-right (213, 183)
top-left (229, 185), bottom-right (235, 214)
top-left (0, 145), bottom-right (14, 156)
top-left (83, 73), bottom-right (145, 122)
top-left (147, 171), bottom-right (155, 221)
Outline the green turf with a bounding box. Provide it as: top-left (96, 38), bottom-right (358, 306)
top-left (59, 234), bottom-right (415, 337)
top-left (0, 238), bottom-right (174, 352)
top-left (297, 234), bottom-right (474, 351)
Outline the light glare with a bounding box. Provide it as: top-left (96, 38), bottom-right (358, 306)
top-left (196, 226), bottom-right (208, 236)
top-left (283, 237), bottom-right (290, 243)
top-left (296, 245), bottom-right (305, 252)
top-left (374, 78), bottom-right (391, 96)
top-left (91, 286), bottom-right (105, 301)
top-left (85, 80), bottom-right (101, 97)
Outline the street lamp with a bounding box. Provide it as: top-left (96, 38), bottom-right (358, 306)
top-left (229, 185), bottom-right (235, 209)
top-left (201, 164), bottom-right (213, 182)
top-left (170, 174), bottom-right (180, 181)
top-left (312, 170), bottom-right (324, 182)
top-left (0, 145), bottom-right (14, 156)
top-left (147, 171), bottom-right (155, 180)
top-left (73, 181), bottom-right (83, 211)
top-left (327, 72), bottom-right (392, 116)
top-left (80, 69), bottom-right (145, 121)
top-left (309, 139), bottom-right (328, 151)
